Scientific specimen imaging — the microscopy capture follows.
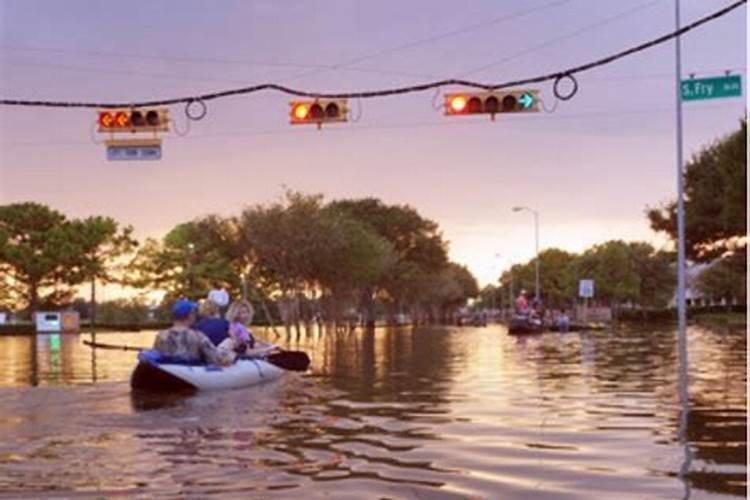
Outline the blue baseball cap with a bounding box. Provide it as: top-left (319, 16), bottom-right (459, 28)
top-left (171, 299), bottom-right (197, 320)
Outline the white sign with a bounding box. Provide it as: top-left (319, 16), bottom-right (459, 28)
top-left (105, 138), bottom-right (162, 161)
top-left (579, 279), bottom-right (594, 298)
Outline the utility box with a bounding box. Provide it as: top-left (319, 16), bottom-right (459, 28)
top-left (34, 311), bottom-right (80, 333)
top-left (61, 311), bottom-right (80, 332)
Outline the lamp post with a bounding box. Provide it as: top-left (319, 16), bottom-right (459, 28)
top-left (512, 206), bottom-right (540, 302)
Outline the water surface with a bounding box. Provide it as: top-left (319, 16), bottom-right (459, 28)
top-left (0, 324), bottom-right (745, 498)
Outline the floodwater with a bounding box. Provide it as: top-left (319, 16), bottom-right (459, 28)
top-left (0, 324), bottom-right (745, 499)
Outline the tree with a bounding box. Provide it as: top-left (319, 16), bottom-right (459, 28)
top-left (576, 240), bottom-right (640, 310)
top-left (239, 192), bottom-right (396, 327)
top-left (648, 119), bottom-right (746, 261)
top-left (626, 242), bottom-right (675, 309)
top-left (134, 218), bottom-right (239, 303)
top-left (70, 216), bottom-right (138, 323)
top-left (0, 203), bottom-right (137, 314)
top-left (498, 249), bottom-right (577, 308)
top-left (329, 198), bottom-right (450, 320)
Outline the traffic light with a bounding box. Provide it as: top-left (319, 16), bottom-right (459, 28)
top-left (289, 99), bottom-right (348, 127)
top-left (97, 108), bottom-right (170, 133)
top-left (444, 90), bottom-right (539, 119)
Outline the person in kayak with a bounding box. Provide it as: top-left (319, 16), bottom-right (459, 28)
top-left (193, 299), bottom-right (230, 346)
top-left (221, 300), bottom-right (278, 357)
top-left (153, 299), bottom-right (234, 365)
top-left (556, 308), bottom-right (570, 333)
top-left (515, 290), bottom-right (529, 314)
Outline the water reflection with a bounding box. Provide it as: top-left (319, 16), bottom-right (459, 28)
top-left (0, 325), bottom-right (745, 498)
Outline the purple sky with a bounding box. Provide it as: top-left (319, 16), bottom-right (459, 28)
top-left (0, 0), bottom-right (746, 286)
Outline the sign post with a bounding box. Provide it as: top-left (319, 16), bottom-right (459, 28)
top-left (579, 279), bottom-right (594, 322)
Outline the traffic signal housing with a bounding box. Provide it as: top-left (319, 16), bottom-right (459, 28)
top-left (97, 108), bottom-right (170, 133)
top-left (289, 99), bottom-right (348, 127)
top-left (444, 90), bottom-right (539, 119)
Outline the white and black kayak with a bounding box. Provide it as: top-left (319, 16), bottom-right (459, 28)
top-left (131, 350), bottom-right (287, 392)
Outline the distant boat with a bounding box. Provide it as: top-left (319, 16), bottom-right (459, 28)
top-left (507, 314), bottom-right (545, 335)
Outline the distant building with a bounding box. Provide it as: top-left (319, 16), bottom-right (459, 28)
top-left (669, 261), bottom-right (732, 307)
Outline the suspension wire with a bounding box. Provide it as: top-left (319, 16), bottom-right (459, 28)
top-left (0, 0), bottom-right (744, 110)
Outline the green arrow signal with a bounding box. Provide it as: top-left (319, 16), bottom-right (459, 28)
top-left (518, 93), bottom-right (534, 109)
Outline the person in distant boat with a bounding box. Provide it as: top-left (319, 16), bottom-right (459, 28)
top-left (193, 299), bottom-right (230, 346)
top-left (153, 299), bottom-right (233, 365)
top-left (515, 290), bottom-right (529, 314)
top-left (556, 308), bottom-right (570, 333)
top-left (221, 300), bottom-right (278, 357)
top-left (207, 282), bottom-right (230, 312)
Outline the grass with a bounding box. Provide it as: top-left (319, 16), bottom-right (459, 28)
top-left (693, 311), bottom-right (747, 328)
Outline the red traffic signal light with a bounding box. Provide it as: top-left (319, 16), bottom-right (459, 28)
top-left (445, 90), bottom-right (539, 118)
top-left (289, 99), bottom-right (348, 127)
top-left (97, 108), bottom-right (170, 133)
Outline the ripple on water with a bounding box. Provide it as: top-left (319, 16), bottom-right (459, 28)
top-left (0, 325), bottom-right (745, 498)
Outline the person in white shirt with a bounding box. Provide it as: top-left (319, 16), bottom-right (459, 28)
top-left (207, 283), bottom-right (230, 312)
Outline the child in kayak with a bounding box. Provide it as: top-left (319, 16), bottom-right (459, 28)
top-left (221, 300), bottom-right (279, 358)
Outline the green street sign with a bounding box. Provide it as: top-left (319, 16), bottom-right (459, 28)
top-left (681, 75), bottom-right (742, 101)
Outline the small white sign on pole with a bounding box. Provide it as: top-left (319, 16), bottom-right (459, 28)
top-left (579, 279), bottom-right (594, 298)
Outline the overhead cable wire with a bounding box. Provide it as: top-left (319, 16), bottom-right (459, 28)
top-left (2, 101), bottom-right (740, 149)
top-left (284, 0), bottom-right (574, 82)
top-left (459, 0), bottom-right (665, 77)
top-left (0, 0), bottom-right (744, 109)
top-left (0, 0), bottom-right (573, 84)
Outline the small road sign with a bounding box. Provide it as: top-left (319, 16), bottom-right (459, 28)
top-left (105, 138), bottom-right (162, 161)
top-left (681, 75), bottom-right (742, 101)
top-left (579, 279), bottom-right (594, 298)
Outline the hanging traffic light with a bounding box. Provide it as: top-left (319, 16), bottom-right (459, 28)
top-left (445, 90), bottom-right (539, 119)
top-left (289, 99), bottom-right (348, 127)
top-left (97, 108), bottom-right (170, 133)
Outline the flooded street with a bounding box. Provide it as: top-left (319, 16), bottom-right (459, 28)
top-left (0, 324), bottom-right (745, 499)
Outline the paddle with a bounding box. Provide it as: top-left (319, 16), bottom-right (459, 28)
top-left (254, 351), bottom-right (310, 372)
top-left (82, 339), bottom-right (310, 371)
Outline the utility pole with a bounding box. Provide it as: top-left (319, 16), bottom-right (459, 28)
top-left (674, 0), bottom-right (692, 490)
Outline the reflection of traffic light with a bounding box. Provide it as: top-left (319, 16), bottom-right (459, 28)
top-left (289, 99), bottom-right (348, 126)
top-left (445, 90), bottom-right (539, 118)
top-left (97, 108), bottom-right (169, 132)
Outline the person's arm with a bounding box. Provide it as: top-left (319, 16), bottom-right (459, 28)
top-left (152, 331), bottom-right (167, 351)
top-left (193, 330), bottom-right (233, 365)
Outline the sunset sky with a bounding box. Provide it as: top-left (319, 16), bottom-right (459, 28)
top-left (0, 0), bottom-right (746, 289)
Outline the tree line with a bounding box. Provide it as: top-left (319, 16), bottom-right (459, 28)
top-left (477, 241), bottom-right (675, 315)
top-left (0, 192), bottom-right (479, 328)
top-left (478, 119), bottom-right (747, 314)
top-left (1, 119), bottom-right (744, 323)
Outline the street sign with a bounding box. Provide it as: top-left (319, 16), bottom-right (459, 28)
top-left (681, 75), bottom-right (742, 101)
top-left (105, 138), bottom-right (162, 161)
top-left (578, 279), bottom-right (594, 298)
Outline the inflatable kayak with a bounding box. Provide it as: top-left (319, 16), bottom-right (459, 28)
top-left (131, 350), bottom-right (285, 392)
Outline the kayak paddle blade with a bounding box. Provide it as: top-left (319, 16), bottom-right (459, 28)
top-left (266, 351), bottom-right (310, 372)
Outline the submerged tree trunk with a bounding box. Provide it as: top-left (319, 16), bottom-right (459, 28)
top-left (360, 287), bottom-right (375, 330)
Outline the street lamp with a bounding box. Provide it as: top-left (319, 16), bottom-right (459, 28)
top-left (512, 206), bottom-right (540, 302)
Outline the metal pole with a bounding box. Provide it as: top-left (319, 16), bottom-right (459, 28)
top-left (674, 0), bottom-right (692, 494)
top-left (534, 210), bottom-right (540, 302)
top-left (674, 0), bottom-right (687, 359)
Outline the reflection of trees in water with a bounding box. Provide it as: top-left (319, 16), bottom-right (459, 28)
top-left (246, 327), bottom-right (460, 490)
top-left (317, 327), bottom-right (456, 407)
top-left (681, 328), bottom-right (746, 498)
top-left (515, 325), bottom-right (746, 498)
top-left (682, 403), bottom-right (747, 497)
